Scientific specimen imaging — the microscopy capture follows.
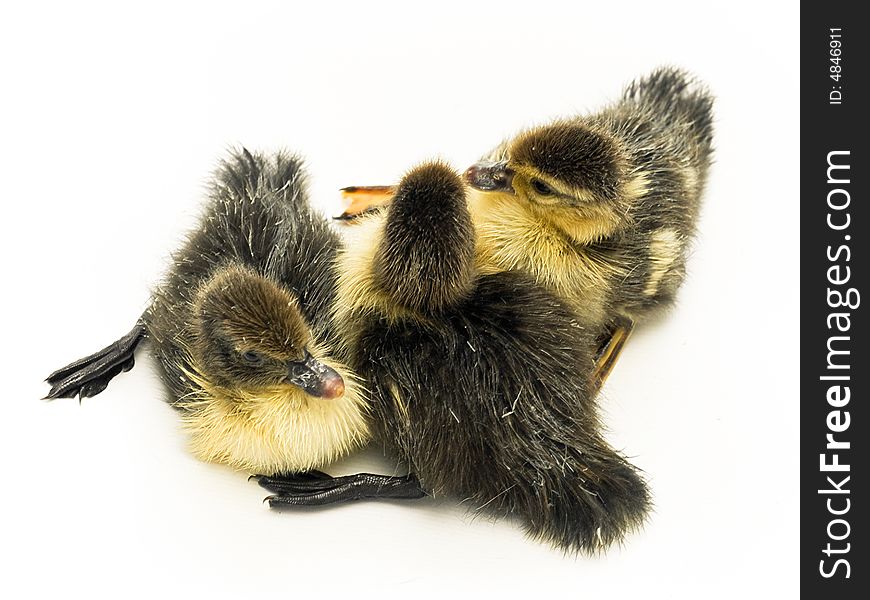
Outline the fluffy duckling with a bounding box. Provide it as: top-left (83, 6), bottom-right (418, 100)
top-left (465, 67), bottom-right (714, 329)
top-left (262, 163), bottom-right (650, 552)
top-left (45, 149), bottom-right (370, 476)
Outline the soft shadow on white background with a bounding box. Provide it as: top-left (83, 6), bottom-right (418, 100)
top-left (0, 1), bottom-right (798, 598)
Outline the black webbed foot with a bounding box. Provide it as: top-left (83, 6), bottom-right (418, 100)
top-left (254, 473), bottom-right (428, 506)
top-left (44, 322), bottom-right (146, 400)
top-left (248, 470), bottom-right (331, 485)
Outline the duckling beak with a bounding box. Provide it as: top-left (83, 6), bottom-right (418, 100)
top-left (285, 355), bottom-right (345, 399)
top-left (464, 160), bottom-right (515, 193)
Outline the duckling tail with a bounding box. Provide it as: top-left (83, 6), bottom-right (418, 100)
top-left (518, 446), bottom-right (652, 553)
top-left (622, 66), bottom-right (715, 152)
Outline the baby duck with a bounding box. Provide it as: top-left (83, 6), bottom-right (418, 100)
top-left (465, 66), bottom-right (714, 328)
top-left (46, 149), bottom-right (370, 476)
top-left (261, 163), bottom-right (651, 552)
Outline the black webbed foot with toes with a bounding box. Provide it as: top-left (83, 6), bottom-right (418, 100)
top-left (44, 322), bottom-right (146, 400)
top-left (253, 472), bottom-right (427, 506)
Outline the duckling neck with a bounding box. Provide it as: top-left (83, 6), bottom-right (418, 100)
top-left (179, 371), bottom-right (369, 475)
top-left (468, 190), bottom-right (615, 324)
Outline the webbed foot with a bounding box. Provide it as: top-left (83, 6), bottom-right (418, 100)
top-left (253, 472), bottom-right (427, 506)
top-left (44, 321), bottom-right (146, 400)
top-left (334, 185), bottom-right (395, 221)
top-left (590, 315), bottom-right (635, 396)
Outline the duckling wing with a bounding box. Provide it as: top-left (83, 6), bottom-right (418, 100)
top-left (44, 320), bottom-right (146, 400)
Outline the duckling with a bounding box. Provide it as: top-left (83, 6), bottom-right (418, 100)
top-left (44, 149), bottom-right (372, 477)
top-left (261, 162), bottom-right (650, 552)
top-left (336, 67), bottom-right (714, 388)
top-left (466, 67), bottom-right (713, 324)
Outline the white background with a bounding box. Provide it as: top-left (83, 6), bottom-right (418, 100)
top-left (1, 1), bottom-right (799, 598)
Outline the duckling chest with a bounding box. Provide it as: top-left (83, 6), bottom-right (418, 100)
top-left (472, 213), bottom-right (616, 323)
top-left (182, 385), bottom-right (370, 475)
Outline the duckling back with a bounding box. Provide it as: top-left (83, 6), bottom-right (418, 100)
top-left (147, 149), bottom-right (343, 401)
top-left (356, 273), bottom-right (649, 551)
top-left (591, 67), bottom-right (714, 318)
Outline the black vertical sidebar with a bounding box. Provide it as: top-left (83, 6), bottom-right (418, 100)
top-left (801, 4), bottom-right (866, 597)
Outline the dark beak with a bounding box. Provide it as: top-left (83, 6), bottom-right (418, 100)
top-left (285, 353), bottom-right (345, 399)
top-left (464, 160), bottom-right (515, 193)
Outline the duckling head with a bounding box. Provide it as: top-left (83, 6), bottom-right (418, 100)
top-left (191, 265), bottom-right (345, 400)
top-left (180, 265), bottom-right (369, 475)
top-left (465, 122), bottom-right (644, 244)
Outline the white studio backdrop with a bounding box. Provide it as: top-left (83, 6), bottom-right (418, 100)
top-left (0, 2), bottom-right (799, 598)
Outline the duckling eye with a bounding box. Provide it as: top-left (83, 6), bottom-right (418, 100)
top-left (241, 350), bottom-right (263, 365)
top-left (531, 179), bottom-right (555, 196)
